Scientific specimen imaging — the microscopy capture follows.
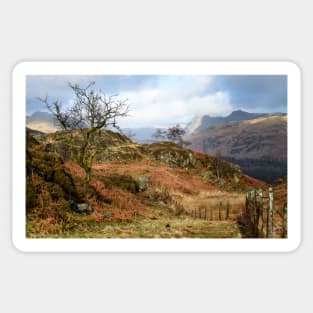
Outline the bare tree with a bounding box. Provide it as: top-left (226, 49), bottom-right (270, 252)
top-left (39, 82), bottom-right (129, 181)
top-left (166, 124), bottom-right (188, 147)
top-left (212, 150), bottom-right (224, 180)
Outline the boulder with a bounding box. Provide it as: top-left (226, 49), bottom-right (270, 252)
top-left (69, 200), bottom-right (78, 211)
top-left (77, 203), bottom-right (93, 214)
top-left (137, 175), bottom-right (151, 192)
top-left (69, 200), bottom-right (93, 214)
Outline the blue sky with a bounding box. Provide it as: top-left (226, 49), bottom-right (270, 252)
top-left (26, 75), bottom-right (287, 128)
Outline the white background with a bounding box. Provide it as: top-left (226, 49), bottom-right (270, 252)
top-left (0, 1), bottom-right (311, 312)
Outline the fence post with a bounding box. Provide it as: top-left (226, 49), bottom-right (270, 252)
top-left (204, 208), bottom-right (207, 220)
top-left (245, 191), bottom-right (249, 218)
top-left (219, 201), bottom-right (222, 221)
top-left (210, 207), bottom-right (213, 221)
top-left (226, 201), bottom-right (230, 220)
top-left (283, 204), bottom-right (287, 238)
top-left (267, 187), bottom-right (274, 238)
top-left (256, 188), bottom-right (263, 237)
top-left (246, 190), bottom-right (252, 222)
top-left (251, 189), bottom-right (256, 226)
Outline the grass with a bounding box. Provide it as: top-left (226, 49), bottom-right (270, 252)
top-left (27, 216), bottom-right (242, 238)
top-left (176, 190), bottom-right (245, 220)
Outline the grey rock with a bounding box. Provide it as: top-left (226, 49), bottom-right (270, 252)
top-left (69, 200), bottom-right (93, 214)
top-left (102, 210), bottom-right (113, 219)
top-left (77, 203), bottom-right (93, 214)
top-left (69, 200), bottom-right (78, 212)
top-left (137, 175), bottom-right (151, 192)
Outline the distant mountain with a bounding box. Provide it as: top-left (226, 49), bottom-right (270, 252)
top-left (122, 127), bottom-right (160, 143)
top-left (26, 112), bottom-right (162, 141)
top-left (185, 113), bottom-right (287, 182)
top-left (26, 111), bottom-right (58, 133)
top-left (26, 127), bottom-right (44, 136)
top-left (185, 110), bottom-right (264, 135)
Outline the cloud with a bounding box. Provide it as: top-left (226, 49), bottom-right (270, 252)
top-left (26, 74), bottom-right (287, 127)
top-left (26, 75), bottom-right (154, 114)
top-left (210, 75), bottom-right (287, 113)
top-left (117, 77), bottom-right (231, 127)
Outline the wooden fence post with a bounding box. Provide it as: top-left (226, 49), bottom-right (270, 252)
top-left (245, 191), bottom-right (249, 218)
top-left (283, 204), bottom-right (287, 238)
top-left (251, 189), bottom-right (256, 226)
top-left (204, 208), bottom-right (207, 220)
top-left (267, 187), bottom-right (274, 238)
top-left (256, 188), bottom-right (263, 237)
top-left (219, 201), bottom-right (222, 221)
top-left (226, 201), bottom-right (230, 220)
top-left (210, 207), bottom-right (213, 221)
top-left (246, 190), bottom-right (252, 222)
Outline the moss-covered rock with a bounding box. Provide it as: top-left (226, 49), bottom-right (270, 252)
top-left (136, 175), bottom-right (151, 192)
top-left (146, 142), bottom-right (198, 169)
top-left (40, 129), bottom-right (143, 162)
top-left (26, 132), bottom-right (80, 203)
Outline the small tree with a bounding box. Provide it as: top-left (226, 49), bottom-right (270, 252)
top-left (212, 150), bottom-right (224, 180)
top-left (39, 82), bottom-right (129, 181)
top-left (167, 124), bottom-right (189, 147)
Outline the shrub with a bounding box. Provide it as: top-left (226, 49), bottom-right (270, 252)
top-left (26, 182), bottom-right (38, 211)
top-left (99, 174), bottom-right (139, 193)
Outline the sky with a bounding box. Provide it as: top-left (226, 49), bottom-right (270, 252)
top-left (26, 75), bottom-right (287, 128)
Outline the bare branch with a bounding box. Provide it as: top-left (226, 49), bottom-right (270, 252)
top-left (38, 81), bottom-right (130, 181)
top-left (37, 96), bottom-right (70, 130)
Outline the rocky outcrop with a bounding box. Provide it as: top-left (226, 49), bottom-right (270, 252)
top-left (36, 129), bottom-right (143, 162)
top-left (136, 175), bottom-right (151, 192)
top-left (146, 142), bottom-right (198, 169)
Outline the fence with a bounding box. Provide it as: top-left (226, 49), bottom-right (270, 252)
top-left (190, 187), bottom-right (287, 238)
top-left (244, 187), bottom-right (287, 238)
top-left (191, 201), bottom-right (231, 221)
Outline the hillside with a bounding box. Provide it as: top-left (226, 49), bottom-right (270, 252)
top-left (185, 110), bottom-right (264, 135)
top-left (26, 128), bottom-right (268, 238)
top-left (185, 113), bottom-right (287, 182)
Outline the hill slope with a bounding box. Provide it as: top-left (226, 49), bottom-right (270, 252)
top-left (185, 113), bottom-right (287, 182)
top-left (26, 128), bottom-right (268, 238)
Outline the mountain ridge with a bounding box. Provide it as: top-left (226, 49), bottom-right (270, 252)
top-left (185, 110), bottom-right (265, 135)
top-left (185, 113), bottom-right (287, 182)
top-left (26, 109), bottom-right (271, 140)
